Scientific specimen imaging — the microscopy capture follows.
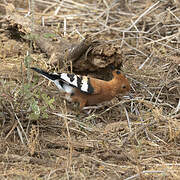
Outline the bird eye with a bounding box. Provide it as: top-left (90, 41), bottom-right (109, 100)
top-left (116, 70), bottom-right (121, 74)
top-left (122, 85), bottom-right (126, 89)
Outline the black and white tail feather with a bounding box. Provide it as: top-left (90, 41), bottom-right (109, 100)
top-left (31, 67), bottom-right (94, 94)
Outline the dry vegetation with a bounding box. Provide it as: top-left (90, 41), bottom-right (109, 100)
top-left (0, 0), bottom-right (180, 179)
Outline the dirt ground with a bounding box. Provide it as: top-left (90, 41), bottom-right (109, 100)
top-left (0, 0), bottom-right (180, 179)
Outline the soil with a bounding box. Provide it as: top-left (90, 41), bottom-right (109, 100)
top-left (0, 0), bottom-right (180, 179)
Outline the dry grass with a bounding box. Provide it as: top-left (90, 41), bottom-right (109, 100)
top-left (0, 0), bottom-right (180, 179)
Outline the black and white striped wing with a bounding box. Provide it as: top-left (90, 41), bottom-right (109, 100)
top-left (31, 67), bottom-right (94, 94)
top-left (59, 73), bottom-right (94, 94)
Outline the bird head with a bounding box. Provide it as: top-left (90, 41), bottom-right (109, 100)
top-left (112, 70), bottom-right (131, 94)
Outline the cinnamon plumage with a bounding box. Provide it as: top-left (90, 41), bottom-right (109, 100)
top-left (31, 67), bottom-right (130, 110)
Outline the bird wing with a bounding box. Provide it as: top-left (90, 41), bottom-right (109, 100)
top-left (31, 67), bottom-right (101, 94)
top-left (59, 73), bottom-right (91, 94)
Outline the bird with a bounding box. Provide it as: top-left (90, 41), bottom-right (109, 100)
top-left (31, 67), bottom-right (130, 110)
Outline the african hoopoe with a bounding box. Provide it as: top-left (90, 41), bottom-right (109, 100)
top-left (31, 67), bottom-right (130, 110)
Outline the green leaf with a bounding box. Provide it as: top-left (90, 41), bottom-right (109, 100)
top-left (43, 33), bottom-right (56, 39)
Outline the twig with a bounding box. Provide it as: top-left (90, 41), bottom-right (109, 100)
top-left (145, 34), bottom-right (178, 46)
top-left (15, 113), bottom-right (29, 144)
top-left (122, 121), bottom-right (157, 146)
top-left (124, 107), bottom-right (132, 132)
top-left (168, 8), bottom-right (180, 23)
top-left (124, 170), bottom-right (164, 180)
top-left (16, 126), bottom-right (25, 145)
top-left (125, 1), bottom-right (160, 31)
top-left (139, 52), bottom-right (153, 70)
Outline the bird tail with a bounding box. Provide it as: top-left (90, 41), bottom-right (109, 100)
top-left (31, 67), bottom-right (60, 81)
